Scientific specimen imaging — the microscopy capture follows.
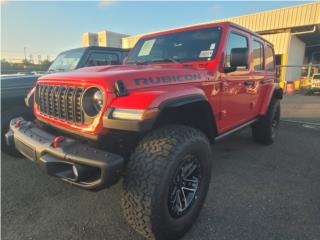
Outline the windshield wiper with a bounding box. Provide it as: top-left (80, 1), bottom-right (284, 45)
top-left (129, 58), bottom-right (181, 65)
top-left (151, 58), bottom-right (181, 64)
top-left (48, 68), bottom-right (64, 73)
top-left (134, 60), bottom-right (149, 65)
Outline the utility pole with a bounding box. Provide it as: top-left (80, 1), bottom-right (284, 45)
top-left (29, 54), bottom-right (33, 64)
top-left (24, 47), bottom-right (27, 61)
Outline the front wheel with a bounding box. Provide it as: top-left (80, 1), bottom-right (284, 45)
top-left (121, 125), bottom-right (212, 240)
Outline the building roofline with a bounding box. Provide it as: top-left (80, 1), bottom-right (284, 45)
top-left (213, 2), bottom-right (317, 22)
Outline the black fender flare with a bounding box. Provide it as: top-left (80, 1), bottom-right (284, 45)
top-left (156, 94), bottom-right (218, 142)
top-left (158, 94), bottom-right (208, 109)
top-left (104, 94), bottom-right (218, 142)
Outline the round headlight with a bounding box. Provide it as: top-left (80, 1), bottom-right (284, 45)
top-left (93, 90), bottom-right (103, 111)
top-left (82, 87), bottom-right (104, 117)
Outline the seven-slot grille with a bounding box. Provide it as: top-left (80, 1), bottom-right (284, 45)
top-left (37, 84), bottom-right (84, 124)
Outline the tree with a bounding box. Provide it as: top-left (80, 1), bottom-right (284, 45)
top-left (40, 59), bottom-right (52, 68)
top-left (22, 58), bottom-right (31, 66)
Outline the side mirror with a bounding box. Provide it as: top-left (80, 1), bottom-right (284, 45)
top-left (230, 48), bottom-right (248, 68)
top-left (223, 48), bottom-right (248, 74)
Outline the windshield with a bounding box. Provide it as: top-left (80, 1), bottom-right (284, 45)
top-left (127, 26), bottom-right (222, 64)
top-left (48, 48), bottom-right (85, 72)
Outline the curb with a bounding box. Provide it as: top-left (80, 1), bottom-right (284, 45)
top-left (280, 119), bottom-right (320, 126)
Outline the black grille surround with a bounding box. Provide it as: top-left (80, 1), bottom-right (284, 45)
top-left (36, 84), bottom-right (84, 124)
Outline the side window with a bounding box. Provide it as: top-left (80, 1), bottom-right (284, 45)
top-left (265, 45), bottom-right (275, 71)
top-left (224, 32), bottom-right (249, 70)
top-left (86, 52), bottom-right (119, 66)
top-left (253, 40), bottom-right (264, 71)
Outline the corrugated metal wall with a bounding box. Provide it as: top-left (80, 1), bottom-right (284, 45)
top-left (286, 35), bottom-right (306, 82)
top-left (216, 2), bottom-right (320, 32)
top-left (82, 32), bottom-right (99, 47)
top-left (262, 32), bottom-right (291, 55)
top-left (121, 2), bottom-right (320, 49)
top-left (97, 31), bottom-right (129, 48)
top-left (122, 34), bottom-right (143, 49)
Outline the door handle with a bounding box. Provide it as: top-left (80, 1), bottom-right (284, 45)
top-left (260, 79), bottom-right (273, 85)
top-left (220, 81), bottom-right (229, 91)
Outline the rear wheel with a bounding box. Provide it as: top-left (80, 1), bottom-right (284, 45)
top-left (252, 99), bottom-right (280, 145)
top-left (121, 125), bottom-right (212, 240)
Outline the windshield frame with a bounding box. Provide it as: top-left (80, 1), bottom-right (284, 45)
top-left (48, 48), bottom-right (86, 72)
top-left (126, 26), bottom-right (223, 65)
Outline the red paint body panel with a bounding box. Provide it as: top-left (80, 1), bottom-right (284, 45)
top-left (35, 22), bottom-right (276, 138)
top-left (258, 83), bottom-right (276, 116)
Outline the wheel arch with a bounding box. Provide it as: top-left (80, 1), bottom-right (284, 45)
top-left (259, 85), bottom-right (283, 116)
top-left (154, 94), bottom-right (218, 143)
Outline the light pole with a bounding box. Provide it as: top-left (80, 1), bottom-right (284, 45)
top-left (24, 47), bottom-right (27, 61)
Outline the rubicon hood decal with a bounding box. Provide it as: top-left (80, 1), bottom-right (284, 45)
top-left (134, 73), bottom-right (202, 86)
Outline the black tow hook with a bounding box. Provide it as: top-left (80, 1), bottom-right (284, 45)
top-left (42, 154), bottom-right (100, 183)
top-left (72, 163), bottom-right (97, 182)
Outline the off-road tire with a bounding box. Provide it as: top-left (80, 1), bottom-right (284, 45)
top-left (121, 125), bottom-right (212, 240)
top-left (252, 99), bottom-right (280, 145)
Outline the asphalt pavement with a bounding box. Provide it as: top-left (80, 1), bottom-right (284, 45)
top-left (2, 94), bottom-right (320, 240)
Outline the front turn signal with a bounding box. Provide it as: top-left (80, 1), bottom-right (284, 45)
top-left (111, 108), bottom-right (159, 121)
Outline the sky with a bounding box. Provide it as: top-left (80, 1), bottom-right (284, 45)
top-left (1, 1), bottom-right (312, 62)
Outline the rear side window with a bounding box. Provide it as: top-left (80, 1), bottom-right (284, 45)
top-left (224, 32), bottom-right (248, 70)
top-left (253, 40), bottom-right (264, 71)
top-left (265, 45), bottom-right (275, 71)
top-left (86, 52), bottom-right (119, 66)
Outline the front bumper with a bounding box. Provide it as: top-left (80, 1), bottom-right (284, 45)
top-left (5, 117), bottom-right (124, 190)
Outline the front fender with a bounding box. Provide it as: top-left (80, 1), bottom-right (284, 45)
top-left (105, 86), bottom-right (208, 132)
top-left (109, 86), bottom-right (207, 110)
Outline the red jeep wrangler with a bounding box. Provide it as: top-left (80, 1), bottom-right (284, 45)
top-left (6, 22), bottom-right (282, 240)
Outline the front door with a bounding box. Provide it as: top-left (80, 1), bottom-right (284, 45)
top-left (219, 31), bottom-right (252, 132)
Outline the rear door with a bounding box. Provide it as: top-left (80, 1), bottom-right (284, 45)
top-left (249, 38), bottom-right (265, 118)
top-left (255, 44), bottom-right (276, 115)
top-left (219, 30), bottom-right (252, 132)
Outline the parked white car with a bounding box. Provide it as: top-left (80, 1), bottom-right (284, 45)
top-left (310, 73), bottom-right (320, 93)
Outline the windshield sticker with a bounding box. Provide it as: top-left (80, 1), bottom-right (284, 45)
top-left (199, 50), bottom-right (213, 58)
top-left (138, 39), bottom-right (156, 56)
top-left (210, 43), bottom-right (216, 50)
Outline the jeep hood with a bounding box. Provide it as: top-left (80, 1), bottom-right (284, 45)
top-left (38, 64), bottom-right (213, 92)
